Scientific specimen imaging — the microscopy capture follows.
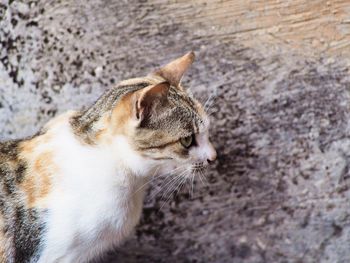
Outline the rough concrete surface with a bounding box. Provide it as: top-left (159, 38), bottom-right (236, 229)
top-left (1, 1), bottom-right (350, 262)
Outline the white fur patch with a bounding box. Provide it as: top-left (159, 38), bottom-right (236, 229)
top-left (37, 114), bottom-right (153, 262)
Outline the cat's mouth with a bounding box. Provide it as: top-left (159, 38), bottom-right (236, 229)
top-left (191, 162), bottom-right (207, 174)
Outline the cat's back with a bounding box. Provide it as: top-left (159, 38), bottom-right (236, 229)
top-left (0, 139), bottom-right (22, 262)
top-left (0, 137), bottom-right (52, 263)
top-left (0, 111), bottom-right (93, 262)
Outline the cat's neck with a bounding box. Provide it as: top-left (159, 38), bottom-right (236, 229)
top-left (39, 111), bottom-right (156, 182)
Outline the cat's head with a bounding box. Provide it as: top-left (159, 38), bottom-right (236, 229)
top-left (99, 52), bottom-right (216, 176)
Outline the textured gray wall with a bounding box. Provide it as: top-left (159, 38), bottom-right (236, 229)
top-left (1, 1), bottom-right (350, 262)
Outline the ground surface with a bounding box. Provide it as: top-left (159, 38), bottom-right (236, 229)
top-left (1, 1), bottom-right (350, 262)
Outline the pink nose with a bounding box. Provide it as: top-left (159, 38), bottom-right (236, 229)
top-left (207, 143), bottom-right (217, 164)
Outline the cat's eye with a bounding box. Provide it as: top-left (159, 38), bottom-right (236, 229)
top-left (180, 135), bottom-right (194, 148)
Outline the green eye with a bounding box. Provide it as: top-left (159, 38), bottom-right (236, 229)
top-left (180, 135), bottom-right (194, 148)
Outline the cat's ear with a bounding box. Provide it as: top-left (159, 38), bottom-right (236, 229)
top-left (133, 82), bottom-right (170, 124)
top-left (152, 51), bottom-right (195, 87)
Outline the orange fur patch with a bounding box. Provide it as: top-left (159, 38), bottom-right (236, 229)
top-left (111, 92), bottom-right (134, 135)
top-left (17, 112), bottom-right (73, 208)
top-left (94, 114), bottom-right (112, 143)
top-left (22, 152), bottom-right (54, 208)
top-left (20, 133), bottom-right (51, 156)
top-left (95, 93), bottom-right (134, 144)
top-left (20, 136), bottom-right (56, 208)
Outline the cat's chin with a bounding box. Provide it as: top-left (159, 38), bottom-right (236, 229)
top-left (155, 160), bottom-right (207, 178)
top-left (156, 161), bottom-right (189, 176)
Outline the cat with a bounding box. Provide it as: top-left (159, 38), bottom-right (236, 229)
top-left (0, 52), bottom-right (217, 263)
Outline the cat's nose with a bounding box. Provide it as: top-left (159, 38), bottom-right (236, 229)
top-left (206, 144), bottom-right (217, 164)
top-left (207, 154), bottom-right (217, 164)
top-left (207, 158), bottom-right (215, 164)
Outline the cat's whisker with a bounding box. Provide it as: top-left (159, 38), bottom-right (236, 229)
top-left (198, 172), bottom-right (205, 185)
top-left (205, 109), bottom-right (217, 119)
top-left (203, 96), bottom-right (211, 110)
top-left (151, 167), bottom-right (187, 200)
top-left (158, 165), bottom-right (188, 185)
top-left (186, 169), bottom-right (194, 198)
top-left (205, 99), bottom-right (215, 112)
top-left (132, 167), bottom-right (160, 196)
top-left (204, 91), bottom-right (218, 112)
top-left (150, 175), bottom-right (178, 200)
top-left (161, 164), bottom-right (189, 176)
top-left (200, 170), bottom-right (209, 185)
top-left (179, 171), bottom-right (191, 196)
top-left (159, 174), bottom-right (183, 201)
top-left (159, 169), bottom-right (189, 201)
top-left (191, 173), bottom-right (195, 198)
top-left (148, 165), bottom-right (189, 199)
top-left (161, 168), bottom-right (190, 201)
top-left (188, 173), bottom-right (191, 196)
top-left (197, 169), bottom-right (209, 187)
top-left (204, 91), bottom-right (215, 107)
top-left (159, 177), bottom-right (184, 210)
top-left (159, 171), bottom-right (189, 211)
